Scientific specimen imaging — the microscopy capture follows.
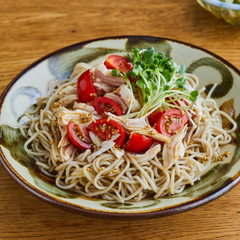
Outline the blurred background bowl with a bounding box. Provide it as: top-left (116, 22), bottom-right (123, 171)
top-left (197, 0), bottom-right (240, 26)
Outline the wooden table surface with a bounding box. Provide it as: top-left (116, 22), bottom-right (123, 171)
top-left (1, 0), bottom-right (240, 239)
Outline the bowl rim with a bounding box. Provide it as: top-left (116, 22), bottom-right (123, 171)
top-left (1, 35), bottom-right (240, 219)
top-left (201, 0), bottom-right (240, 10)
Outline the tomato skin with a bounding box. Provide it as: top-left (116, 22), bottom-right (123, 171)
top-left (156, 109), bottom-right (189, 137)
top-left (77, 69), bottom-right (97, 103)
top-left (67, 121), bottom-right (92, 150)
top-left (148, 110), bottom-right (165, 127)
top-left (125, 133), bottom-right (153, 153)
top-left (88, 118), bottom-right (125, 147)
top-left (104, 55), bottom-right (133, 74)
top-left (92, 97), bottom-right (123, 117)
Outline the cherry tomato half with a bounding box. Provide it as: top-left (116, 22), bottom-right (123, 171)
top-left (77, 69), bottom-right (97, 103)
top-left (67, 121), bottom-right (92, 150)
top-left (156, 109), bottom-right (189, 137)
top-left (148, 110), bottom-right (165, 127)
top-left (125, 133), bottom-right (153, 153)
top-left (104, 55), bottom-right (133, 74)
top-left (88, 118), bottom-right (125, 147)
top-left (92, 97), bottom-right (123, 118)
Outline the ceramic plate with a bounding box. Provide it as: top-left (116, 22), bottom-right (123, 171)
top-left (1, 36), bottom-right (240, 218)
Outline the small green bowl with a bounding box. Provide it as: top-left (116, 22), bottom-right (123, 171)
top-left (197, 0), bottom-right (240, 26)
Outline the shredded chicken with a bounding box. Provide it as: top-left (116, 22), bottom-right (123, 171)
top-left (58, 94), bottom-right (78, 107)
top-left (73, 102), bottom-right (99, 115)
top-left (58, 128), bottom-right (71, 148)
top-left (59, 85), bottom-right (77, 96)
top-left (162, 125), bottom-right (187, 170)
top-left (133, 144), bottom-right (161, 163)
top-left (89, 131), bottom-right (102, 147)
top-left (107, 112), bottom-right (148, 128)
top-left (104, 92), bottom-right (128, 114)
top-left (111, 146), bottom-right (125, 159)
top-left (116, 84), bottom-right (141, 112)
top-left (88, 140), bottom-right (115, 163)
top-left (87, 134), bottom-right (120, 162)
top-left (133, 129), bottom-right (170, 143)
top-left (59, 143), bottom-right (78, 162)
top-left (94, 62), bottom-right (126, 87)
top-left (56, 107), bottom-right (99, 128)
top-left (93, 79), bottom-right (116, 96)
top-left (69, 63), bottom-right (91, 80)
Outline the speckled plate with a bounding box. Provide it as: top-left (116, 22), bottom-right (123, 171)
top-left (1, 36), bottom-right (240, 219)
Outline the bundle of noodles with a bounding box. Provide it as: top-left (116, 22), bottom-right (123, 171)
top-left (19, 50), bottom-right (237, 202)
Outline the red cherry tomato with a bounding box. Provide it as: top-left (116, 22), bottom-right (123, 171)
top-left (92, 97), bottom-right (123, 118)
top-left (125, 133), bottom-right (153, 153)
top-left (67, 121), bottom-right (92, 150)
top-left (148, 110), bottom-right (165, 127)
top-left (88, 118), bottom-right (125, 147)
top-left (156, 109), bottom-right (189, 137)
top-left (104, 55), bottom-right (133, 74)
top-left (77, 69), bottom-right (97, 103)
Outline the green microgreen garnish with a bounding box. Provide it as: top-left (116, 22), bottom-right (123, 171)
top-left (111, 69), bottom-right (122, 78)
top-left (189, 90), bottom-right (199, 102)
top-left (111, 47), bottom-right (199, 118)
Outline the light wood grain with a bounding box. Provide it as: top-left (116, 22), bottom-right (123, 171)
top-left (1, 0), bottom-right (240, 239)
